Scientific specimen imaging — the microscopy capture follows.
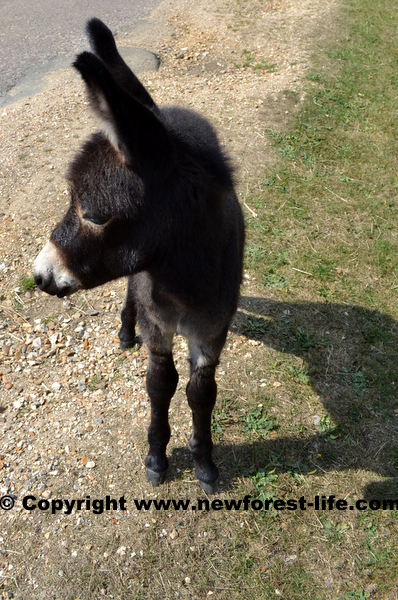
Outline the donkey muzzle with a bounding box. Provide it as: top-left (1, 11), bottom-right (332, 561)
top-left (33, 241), bottom-right (81, 297)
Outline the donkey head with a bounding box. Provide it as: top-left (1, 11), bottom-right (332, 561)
top-left (34, 19), bottom-right (174, 297)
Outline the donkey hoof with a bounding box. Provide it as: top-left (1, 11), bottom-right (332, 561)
top-left (198, 478), bottom-right (219, 495)
top-left (194, 463), bottom-right (219, 494)
top-left (119, 338), bottom-right (136, 351)
top-left (146, 467), bottom-right (167, 487)
top-left (119, 334), bottom-right (142, 351)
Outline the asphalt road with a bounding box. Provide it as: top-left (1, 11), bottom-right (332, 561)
top-left (0, 0), bottom-right (163, 98)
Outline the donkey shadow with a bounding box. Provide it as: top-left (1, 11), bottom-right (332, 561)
top-left (170, 297), bottom-right (398, 498)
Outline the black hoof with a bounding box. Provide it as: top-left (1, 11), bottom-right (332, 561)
top-left (146, 467), bottom-right (167, 487)
top-left (198, 477), bottom-right (219, 495)
top-left (119, 334), bottom-right (142, 351)
top-left (193, 462), bottom-right (219, 494)
top-left (119, 338), bottom-right (136, 350)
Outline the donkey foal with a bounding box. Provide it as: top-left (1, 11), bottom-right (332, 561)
top-left (34, 18), bottom-right (245, 493)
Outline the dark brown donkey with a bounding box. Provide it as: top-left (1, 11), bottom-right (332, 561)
top-left (33, 18), bottom-right (245, 493)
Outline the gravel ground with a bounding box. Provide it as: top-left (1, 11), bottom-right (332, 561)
top-left (0, 0), bottom-right (335, 574)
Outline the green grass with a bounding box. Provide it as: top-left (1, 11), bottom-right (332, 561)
top-left (21, 275), bottom-right (36, 291)
top-left (244, 315), bottom-right (270, 337)
top-left (246, 0), bottom-right (398, 316)
top-left (87, 374), bottom-right (105, 391)
top-left (241, 48), bottom-right (278, 73)
top-left (244, 406), bottom-right (276, 436)
top-left (241, 0), bottom-right (398, 595)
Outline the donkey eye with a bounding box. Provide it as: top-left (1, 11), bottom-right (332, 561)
top-left (83, 213), bottom-right (111, 226)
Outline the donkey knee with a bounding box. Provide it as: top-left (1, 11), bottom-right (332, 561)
top-left (186, 366), bottom-right (217, 414)
top-left (146, 355), bottom-right (179, 403)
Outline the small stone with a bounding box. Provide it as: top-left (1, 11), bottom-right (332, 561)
top-left (49, 334), bottom-right (58, 345)
top-left (86, 461), bottom-right (96, 469)
top-left (52, 382), bottom-right (61, 392)
top-left (81, 456), bottom-right (88, 466)
top-left (2, 345), bottom-right (10, 355)
top-left (184, 577), bottom-right (191, 585)
top-left (284, 555), bottom-right (297, 563)
top-left (5, 382), bottom-right (13, 390)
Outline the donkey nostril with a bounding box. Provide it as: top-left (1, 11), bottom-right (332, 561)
top-left (34, 274), bottom-right (43, 288)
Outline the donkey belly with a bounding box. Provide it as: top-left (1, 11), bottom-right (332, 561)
top-left (132, 271), bottom-right (233, 344)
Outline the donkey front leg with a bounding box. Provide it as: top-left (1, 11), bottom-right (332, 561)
top-left (119, 276), bottom-right (138, 350)
top-left (138, 308), bottom-right (179, 485)
top-left (187, 328), bottom-right (229, 494)
top-left (187, 363), bottom-right (219, 494)
top-left (187, 337), bottom-right (225, 494)
top-left (145, 350), bottom-right (179, 485)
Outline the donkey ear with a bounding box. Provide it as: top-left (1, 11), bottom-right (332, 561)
top-left (85, 18), bottom-right (159, 114)
top-left (73, 51), bottom-right (173, 172)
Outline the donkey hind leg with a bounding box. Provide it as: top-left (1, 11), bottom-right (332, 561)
top-left (187, 329), bottom-right (228, 494)
top-left (119, 276), bottom-right (138, 350)
top-left (140, 317), bottom-right (178, 486)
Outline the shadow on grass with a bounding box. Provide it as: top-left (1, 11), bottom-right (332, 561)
top-left (173, 297), bottom-right (398, 499)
